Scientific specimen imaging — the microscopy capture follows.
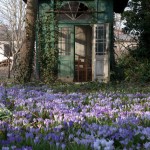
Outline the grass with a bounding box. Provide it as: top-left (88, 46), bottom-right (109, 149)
top-left (0, 81), bottom-right (150, 149)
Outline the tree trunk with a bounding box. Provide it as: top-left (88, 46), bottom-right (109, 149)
top-left (13, 0), bottom-right (37, 83)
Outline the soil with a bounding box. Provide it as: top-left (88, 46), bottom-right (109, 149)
top-left (0, 66), bottom-right (12, 80)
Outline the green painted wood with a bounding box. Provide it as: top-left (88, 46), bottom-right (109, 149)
top-left (58, 26), bottom-right (74, 81)
top-left (97, 0), bottom-right (113, 23)
top-left (36, 0), bottom-right (114, 81)
top-left (38, 0), bottom-right (114, 24)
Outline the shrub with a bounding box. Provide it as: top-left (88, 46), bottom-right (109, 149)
top-left (116, 53), bottom-right (150, 82)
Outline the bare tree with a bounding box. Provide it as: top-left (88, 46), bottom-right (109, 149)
top-left (0, 24), bottom-right (12, 78)
top-left (13, 0), bottom-right (37, 83)
top-left (0, 0), bottom-right (26, 71)
top-left (114, 14), bottom-right (138, 59)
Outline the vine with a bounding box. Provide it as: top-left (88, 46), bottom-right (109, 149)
top-left (37, 2), bottom-right (60, 83)
top-left (37, 1), bottom-right (96, 83)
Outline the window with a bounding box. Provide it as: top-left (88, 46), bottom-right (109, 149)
top-left (58, 2), bottom-right (90, 21)
top-left (4, 44), bottom-right (12, 57)
top-left (58, 27), bottom-right (72, 56)
top-left (95, 25), bottom-right (106, 55)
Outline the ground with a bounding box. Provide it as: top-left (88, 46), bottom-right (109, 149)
top-left (0, 66), bottom-right (12, 82)
top-left (0, 66), bottom-right (8, 77)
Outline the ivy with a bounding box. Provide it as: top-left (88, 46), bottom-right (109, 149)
top-left (37, 1), bottom-right (96, 83)
top-left (37, 3), bottom-right (59, 84)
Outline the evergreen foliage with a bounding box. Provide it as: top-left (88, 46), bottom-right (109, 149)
top-left (115, 0), bottom-right (150, 82)
top-left (37, 3), bottom-right (59, 84)
top-left (122, 0), bottom-right (150, 59)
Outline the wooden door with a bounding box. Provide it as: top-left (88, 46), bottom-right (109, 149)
top-left (74, 25), bottom-right (92, 82)
top-left (58, 26), bottom-right (74, 82)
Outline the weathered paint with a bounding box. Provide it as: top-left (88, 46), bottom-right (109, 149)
top-left (35, 0), bottom-right (127, 82)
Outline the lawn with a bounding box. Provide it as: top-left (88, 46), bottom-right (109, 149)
top-left (0, 82), bottom-right (150, 150)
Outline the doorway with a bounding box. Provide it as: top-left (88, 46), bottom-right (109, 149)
top-left (58, 25), bottom-right (92, 82)
top-left (74, 25), bottom-right (92, 82)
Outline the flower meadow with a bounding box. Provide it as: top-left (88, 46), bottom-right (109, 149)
top-left (0, 84), bottom-right (150, 150)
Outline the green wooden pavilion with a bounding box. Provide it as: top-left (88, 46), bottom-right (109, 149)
top-left (24, 0), bottom-right (128, 82)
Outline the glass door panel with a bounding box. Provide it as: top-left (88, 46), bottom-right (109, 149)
top-left (74, 25), bottom-right (92, 82)
top-left (58, 26), bottom-right (74, 81)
